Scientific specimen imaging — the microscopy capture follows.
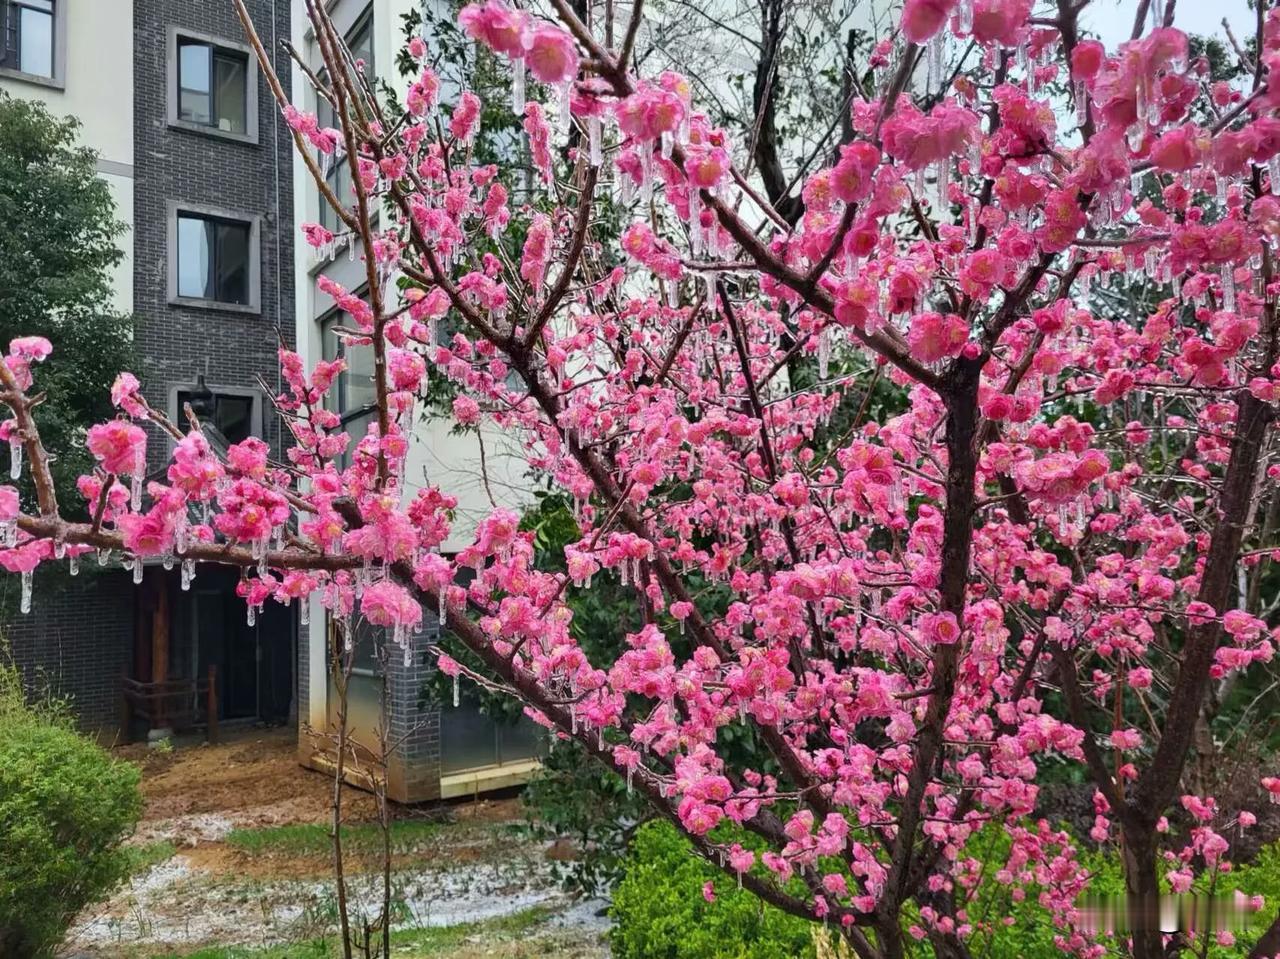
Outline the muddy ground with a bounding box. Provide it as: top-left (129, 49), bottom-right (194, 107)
top-left (61, 729), bottom-right (609, 958)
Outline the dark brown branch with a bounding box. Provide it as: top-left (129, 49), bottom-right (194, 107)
top-left (528, 163), bottom-right (601, 346)
top-left (15, 513), bottom-right (359, 571)
top-left (617, 0), bottom-right (645, 75)
top-left (882, 356), bottom-right (982, 911)
top-left (1132, 391), bottom-right (1275, 818)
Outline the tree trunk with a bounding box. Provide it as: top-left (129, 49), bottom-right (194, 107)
top-left (752, 0), bottom-right (801, 225)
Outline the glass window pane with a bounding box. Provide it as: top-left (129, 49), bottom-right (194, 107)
top-left (345, 337), bottom-right (376, 412)
top-left (497, 718), bottom-right (543, 764)
top-left (349, 16), bottom-right (374, 78)
top-left (179, 89), bottom-right (212, 125)
top-left (213, 221), bottom-right (249, 305)
top-left (177, 391), bottom-right (255, 448)
top-left (316, 69), bottom-right (335, 131)
top-left (179, 40), bottom-right (210, 91)
top-left (346, 408), bottom-right (375, 452)
top-left (19, 8), bottom-right (52, 77)
top-left (179, 41), bottom-right (212, 124)
top-left (177, 215), bottom-right (212, 299)
top-left (320, 193), bottom-right (336, 232)
top-left (441, 696), bottom-right (499, 773)
top-left (213, 52), bottom-right (247, 134)
top-left (321, 162), bottom-right (352, 232)
top-left (350, 615), bottom-right (382, 674)
top-left (321, 321), bottom-right (341, 366)
top-left (321, 319), bottom-right (348, 412)
top-left (215, 394), bottom-right (253, 444)
top-left (320, 312), bottom-right (375, 465)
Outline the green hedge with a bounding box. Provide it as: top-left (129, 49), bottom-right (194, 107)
top-left (0, 662), bottom-right (142, 957)
top-left (610, 820), bottom-right (817, 959)
top-left (611, 818), bottom-right (1280, 959)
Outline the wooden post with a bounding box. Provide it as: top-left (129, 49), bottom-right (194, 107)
top-left (151, 575), bottom-right (170, 731)
top-left (133, 578), bottom-right (151, 684)
top-left (207, 665), bottom-right (218, 744)
top-left (119, 666), bottom-right (131, 745)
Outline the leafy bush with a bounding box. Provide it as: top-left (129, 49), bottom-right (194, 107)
top-left (610, 819), bottom-right (818, 959)
top-left (959, 826), bottom-right (1280, 959)
top-left (611, 816), bottom-right (1280, 959)
top-left (0, 659), bottom-right (141, 956)
top-left (523, 737), bottom-right (650, 895)
top-left (941, 824), bottom-right (1119, 959)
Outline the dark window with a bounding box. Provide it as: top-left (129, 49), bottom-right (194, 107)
top-left (349, 614), bottom-right (383, 674)
top-left (441, 688), bottom-right (544, 773)
top-left (176, 390), bottom-right (254, 447)
top-left (328, 607), bottom-right (402, 675)
top-left (1, 0), bottom-right (53, 78)
top-left (317, 9), bottom-right (374, 232)
top-left (320, 311), bottom-right (376, 460)
top-left (439, 564), bottom-right (543, 772)
top-left (177, 37), bottom-right (248, 134)
top-left (348, 11), bottom-right (375, 77)
top-left (177, 213), bottom-right (251, 305)
top-left (319, 159), bottom-right (353, 234)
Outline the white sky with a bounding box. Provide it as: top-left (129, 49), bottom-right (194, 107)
top-left (1081, 0), bottom-right (1255, 51)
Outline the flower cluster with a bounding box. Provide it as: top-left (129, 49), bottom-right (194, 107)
top-left (2, 0), bottom-right (1280, 952)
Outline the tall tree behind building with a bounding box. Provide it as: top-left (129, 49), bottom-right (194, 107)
top-left (0, 93), bottom-right (134, 516)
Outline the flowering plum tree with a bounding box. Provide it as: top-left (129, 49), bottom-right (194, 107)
top-left (4, 0), bottom-right (1280, 955)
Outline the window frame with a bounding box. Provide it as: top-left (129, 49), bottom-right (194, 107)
top-left (0, 0), bottom-right (65, 89)
top-left (314, 6), bottom-right (374, 234)
top-left (166, 26), bottom-right (259, 144)
top-left (168, 383), bottom-right (264, 453)
top-left (167, 202), bottom-right (262, 314)
top-left (172, 386), bottom-right (263, 446)
top-left (318, 304), bottom-right (377, 466)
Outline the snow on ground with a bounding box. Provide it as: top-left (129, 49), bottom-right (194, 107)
top-left (60, 730), bottom-right (610, 957)
top-left (66, 841), bottom-right (606, 954)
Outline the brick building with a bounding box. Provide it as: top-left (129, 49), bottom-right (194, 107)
top-left (0, 0), bottom-right (297, 740)
top-left (0, 0), bottom-right (540, 803)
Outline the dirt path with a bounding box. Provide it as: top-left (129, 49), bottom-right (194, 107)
top-left (121, 728), bottom-right (375, 846)
top-left (62, 730), bottom-right (608, 958)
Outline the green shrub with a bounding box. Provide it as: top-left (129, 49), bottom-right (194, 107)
top-left (0, 660), bottom-right (142, 957)
top-left (610, 819), bottom-right (818, 959)
top-left (943, 826), bottom-right (1280, 959)
top-left (945, 825), bottom-right (1121, 959)
top-left (610, 815), bottom-right (1280, 959)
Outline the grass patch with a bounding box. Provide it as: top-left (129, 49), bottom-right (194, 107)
top-left (125, 840), bottom-right (176, 875)
top-left (148, 905), bottom-right (554, 958)
top-left (394, 906), bottom-right (552, 954)
top-left (224, 820), bottom-right (441, 858)
top-left (149, 944), bottom-right (327, 959)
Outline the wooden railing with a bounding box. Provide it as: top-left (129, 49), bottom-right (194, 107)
top-left (120, 665), bottom-right (218, 743)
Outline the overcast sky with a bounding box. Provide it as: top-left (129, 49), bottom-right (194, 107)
top-left (1080, 0), bottom-right (1255, 51)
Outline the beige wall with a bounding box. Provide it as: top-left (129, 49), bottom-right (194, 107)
top-left (294, 0), bottom-right (531, 732)
top-left (0, 0), bottom-right (135, 314)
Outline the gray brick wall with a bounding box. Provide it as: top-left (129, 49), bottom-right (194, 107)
top-left (385, 617), bottom-right (443, 801)
top-left (3, 0), bottom-right (297, 737)
top-left (296, 603), bottom-right (309, 725)
top-left (3, 568), bottom-right (133, 735)
top-left (133, 0), bottom-right (295, 467)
